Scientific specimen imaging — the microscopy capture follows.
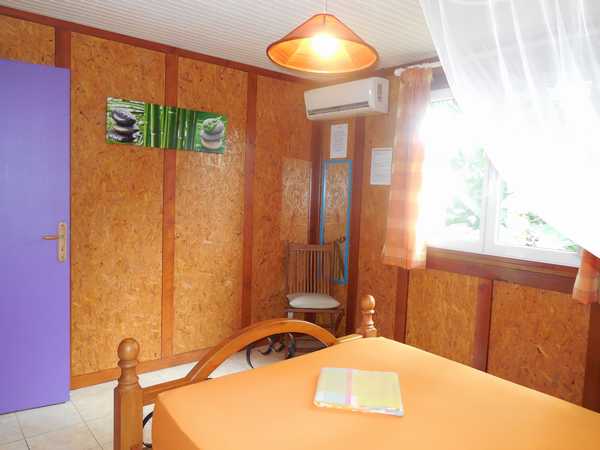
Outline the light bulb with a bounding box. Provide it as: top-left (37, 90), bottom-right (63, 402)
top-left (311, 33), bottom-right (339, 59)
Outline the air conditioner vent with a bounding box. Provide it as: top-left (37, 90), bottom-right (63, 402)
top-left (307, 101), bottom-right (370, 116)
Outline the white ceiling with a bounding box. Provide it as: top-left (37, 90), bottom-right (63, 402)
top-left (2, 0), bottom-right (437, 78)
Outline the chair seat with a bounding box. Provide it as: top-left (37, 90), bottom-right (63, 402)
top-left (287, 293), bottom-right (341, 309)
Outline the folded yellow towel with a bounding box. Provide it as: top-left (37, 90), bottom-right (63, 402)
top-left (314, 367), bottom-right (404, 416)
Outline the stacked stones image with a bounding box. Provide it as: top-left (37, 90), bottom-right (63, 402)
top-left (200, 118), bottom-right (225, 150)
top-left (108, 109), bottom-right (140, 143)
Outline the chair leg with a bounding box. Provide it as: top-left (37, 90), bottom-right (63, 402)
top-left (333, 310), bottom-right (345, 336)
top-left (285, 333), bottom-right (296, 359)
top-left (329, 312), bottom-right (336, 335)
top-left (245, 343), bottom-right (255, 368)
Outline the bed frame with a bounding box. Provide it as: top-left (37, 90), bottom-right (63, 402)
top-left (114, 295), bottom-right (377, 450)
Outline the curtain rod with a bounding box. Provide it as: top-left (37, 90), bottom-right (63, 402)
top-left (394, 61), bottom-right (442, 76)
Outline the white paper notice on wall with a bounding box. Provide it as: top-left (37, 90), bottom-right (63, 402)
top-left (330, 123), bottom-right (348, 159)
top-left (370, 148), bottom-right (393, 185)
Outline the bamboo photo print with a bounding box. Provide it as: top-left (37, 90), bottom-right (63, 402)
top-left (106, 97), bottom-right (227, 153)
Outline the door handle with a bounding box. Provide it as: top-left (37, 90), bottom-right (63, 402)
top-left (41, 222), bottom-right (67, 262)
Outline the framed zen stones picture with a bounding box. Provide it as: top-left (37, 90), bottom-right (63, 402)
top-left (106, 97), bottom-right (227, 154)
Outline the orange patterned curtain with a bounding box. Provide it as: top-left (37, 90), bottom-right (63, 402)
top-left (573, 250), bottom-right (600, 304)
top-left (382, 68), bottom-right (432, 269)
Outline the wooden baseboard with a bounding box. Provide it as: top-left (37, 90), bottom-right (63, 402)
top-left (70, 348), bottom-right (209, 390)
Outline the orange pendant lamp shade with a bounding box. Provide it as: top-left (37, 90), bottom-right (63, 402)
top-left (267, 13), bottom-right (378, 74)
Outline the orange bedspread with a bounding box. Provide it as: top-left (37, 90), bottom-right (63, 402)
top-left (153, 337), bottom-right (600, 450)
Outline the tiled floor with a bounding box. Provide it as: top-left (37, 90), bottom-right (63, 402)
top-left (0, 347), bottom-right (285, 450)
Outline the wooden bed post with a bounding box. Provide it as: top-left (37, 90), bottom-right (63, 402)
top-left (114, 338), bottom-right (143, 450)
top-left (356, 295), bottom-right (377, 337)
top-left (111, 297), bottom-right (378, 449)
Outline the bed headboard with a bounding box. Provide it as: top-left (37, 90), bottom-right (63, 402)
top-left (114, 295), bottom-right (377, 450)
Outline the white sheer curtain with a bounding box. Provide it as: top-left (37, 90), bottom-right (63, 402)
top-left (419, 0), bottom-right (600, 258)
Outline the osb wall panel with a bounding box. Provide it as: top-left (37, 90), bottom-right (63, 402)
top-left (488, 281), bottom-right (590, 404)
top-left (174, 57), bottom-right (247, 353)
top-left (71, 33), bottom-right (164, 375)
top-left (356, 77), bottom-right (399, 338)
top-left (252, 76), bottom-right (312, 322)
top-left (0, 15), bottom-right (54, 65)
top-left (252, 156), bottom-right (311, 321)
top-left (406, 269), bottom-right (479, 365)
top-left (281, 158), bottom-right (311, 244)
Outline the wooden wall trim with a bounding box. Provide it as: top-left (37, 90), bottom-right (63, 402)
top-left (54, 28), bottom-right (70, 68)
top-left (309, 122), bottom-right (323, 244)
top-left (175, 48), bottom-right (315, 85)
top-left (160, 54), bottom-right (178, 358)
top-left (55, 25), bottom-right (72, 390)
top-left (583, 303), bottom-right (600, 412)
top-left (393, 268), bottom-right (410, 342)
top-left (427, 247), bottom-right (576, 294)
top-left (0, 5), bottom-right (314, 85)
top-left (71, 347), bottom-right (208, 390)
top-left (241, 73), bottom-right (257, 327)
top-left (346, 117), bottom-right (366, 333)
top-left (472, 278), bottom-right (493, 371)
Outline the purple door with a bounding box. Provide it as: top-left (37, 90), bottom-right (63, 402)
top-left (0, 59), bottom-right (70, 414)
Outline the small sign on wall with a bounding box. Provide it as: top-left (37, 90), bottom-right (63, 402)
top-left (106, 97), bottom-right (227, 154)
top-left (330, 123), bottom-right (348, 159)
top-left (370, 148), bottom-right (393, 185)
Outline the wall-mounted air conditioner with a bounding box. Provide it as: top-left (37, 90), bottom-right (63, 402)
top-left (304, 77), bottom-right (389, 121)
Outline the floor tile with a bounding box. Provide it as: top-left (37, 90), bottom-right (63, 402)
top-left (158, 362), bottom-right (195, 380)
top-left (210, 347), bottom-right (281, 377)
top-left (27, 423), bottom-right (100, 450)
top-left (86, 415), bottom-right (112, 445)
top-left (17, 402), bottom-right (82, 438)
top-left (4, 349), bottom-right (284, 449)
top-left (137, 370), bottom-right (166, 388)
top-left (70, 381), bottom-right (115, 401)
top-left (0, 414), bottom-right (23, 445)
top-left (88, 408), bottom-right (153, 446)
top-left (138, 362), bottom-right (196, 388)
top-left (142, 405), bottom-right (154, 444)
top-left (0, 440), bottom-right (28, 450)
top-left (70, 383), bottom-right (113, 422)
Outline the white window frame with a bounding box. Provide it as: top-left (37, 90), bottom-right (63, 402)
top-left (426, 89), bottom-right (581, 268)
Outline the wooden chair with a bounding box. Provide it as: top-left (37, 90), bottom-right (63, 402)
top-left (284, 243), bottom-right (344, 336)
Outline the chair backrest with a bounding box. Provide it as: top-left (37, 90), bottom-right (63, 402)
top-left (287, 243), bottom-right (334, 295)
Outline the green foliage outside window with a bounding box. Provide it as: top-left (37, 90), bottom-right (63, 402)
top-left (432, 98), bottom-right (577, 253)
top-left (446, 146), bottom-right (486, 231)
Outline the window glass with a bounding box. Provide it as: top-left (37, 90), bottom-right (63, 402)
top-left (420, 92), bottom-right (579, 266)
top-left (421, 98), bottom-right (484, 246)
top-left (496, 179), bottom-right (578, 252)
